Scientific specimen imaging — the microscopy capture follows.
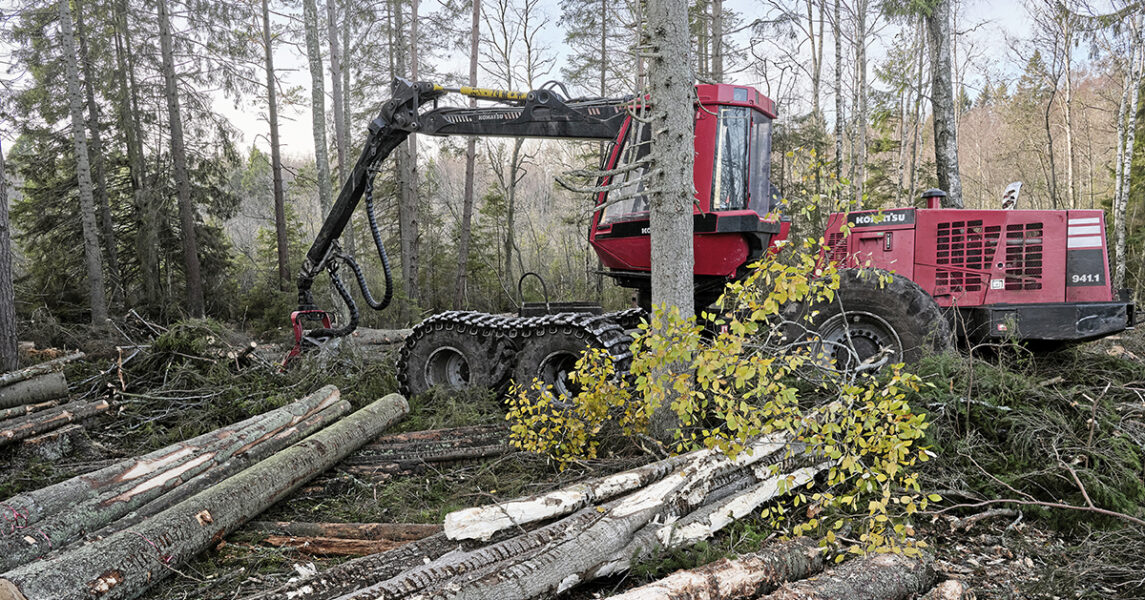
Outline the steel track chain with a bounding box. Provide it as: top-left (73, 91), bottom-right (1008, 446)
top-left (397, 307), bottom-right (650, 396)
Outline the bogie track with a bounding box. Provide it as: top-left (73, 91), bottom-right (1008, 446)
top-left (397, 308), bottom-right (647, 398)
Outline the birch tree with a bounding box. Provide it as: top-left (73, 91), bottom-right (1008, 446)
top-left (925, 0), bottom-right (963, 207)
top-left (1112, 10), bottom-right (1142, 288)
top-left (59, 0), bottom-right (108, 327)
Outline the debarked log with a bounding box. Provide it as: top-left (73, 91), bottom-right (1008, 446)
top-left (758, 552), bottom-right (936, 600)
top-left (604, 537), bottom-right (825, 600)
top-left (0, 394), bottom-right (351, 571)
top-left (0, 393), bottom-right (409, 600)
top-left (0, 386), bottom-right (342, 538)
top-left (0, 372), bottom-right (69, 410)
top-left (0, 353), bottom-right (83, 390)
top-left (0, 399), bottom-right (108, 448)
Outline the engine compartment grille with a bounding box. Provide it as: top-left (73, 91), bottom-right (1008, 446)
top-left (1004, 223), bottom-right (1044, 290)
top-left (934, 220), bottom-right (998, 292)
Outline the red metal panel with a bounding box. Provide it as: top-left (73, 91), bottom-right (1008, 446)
top-left (1065, 210), bottom-right (1114, 303)
top-left (822, 210), bottom-right (916, 279)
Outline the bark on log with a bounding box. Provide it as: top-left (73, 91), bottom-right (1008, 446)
top-left (17, 424), bottom-right (84, 462)
top-left (0, 386), bottom-right (341, 540)
top-left (357, 423), bottom-right (507, 455)
top-left (0, 401), bottom-right (60, 422)
top-left (0, 393), bottom-right (409, 600)
top-left (246, 522), bottom-right (441, 541)
top-left (245, 532), bottom-right (465, 600)
top-left (758, 553), bottom-right (936, 600)
top-left (0, 399), bottom-right (351, 571)
top-left (604, 537), bottom-right (824, 600)
top-left (261, 535), bottom-right (408, 556)
top-left (0, 399), bottom-right (108, 448)
top-left (339, 437), bottom-right (822, 600)
top-left (0, 353), bottom-right (83, 390)
top-left (0, 373), bottom-right (69, 410)
top-left (75, 401), bottom-right (350, 547)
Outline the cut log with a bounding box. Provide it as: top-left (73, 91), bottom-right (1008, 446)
top-left (0, 373), bottom-right (69, 410)
top-left (76, 401), bottom-right (350, 546)
top-left (17, 424), bottom-right (85, 462)
top-left (245, 532), bottom-right (465, 600)
top-left (0, 393), bottom-right (409, 600)
top-left (605, 537), bottom-right (824, 600)
top-left (0, 386), bottom-right (342, 541)
top-left (342, 444), bottom-right (511, 479)
top-left (444, 451), bottom-right (695, 541)
top-left (261, 535), bottom-right (407, 556)
top-left (758, 553), bottom-right (936, 600)
top-left (0, 399), bottom-right (351, 571)
top-left (0, 401), bottom-right (61, 422)
top-left (0, 399), bottom-right (108, 448)
top-left (245, 521), bottom-right (441, 541)
top-left (0, 353), bottom-right (83, 390)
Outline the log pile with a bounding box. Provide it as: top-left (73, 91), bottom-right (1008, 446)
top-left (339, 423), bottom-right (511, 479)
top-left (0, 389), bottom-right (410, 600)
top-left (249, 433), bottom-right (832, 600)
top-left (0, 354), bottom-right (96, 453)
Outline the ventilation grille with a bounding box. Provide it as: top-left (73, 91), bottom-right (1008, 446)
top-left (934, 220), bottom-right (999, 292)
top-left (826, 232), bottom-right (847, 264)
top-left (1003, 223), bottom-right (1043, 290)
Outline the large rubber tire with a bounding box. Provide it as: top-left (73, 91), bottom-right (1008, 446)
top-left (791, 269), bottom-right (952, 370)
top-left (398, 325), bottom-right (511, 398)
top-left (511, 327), bottom-right (594, 398)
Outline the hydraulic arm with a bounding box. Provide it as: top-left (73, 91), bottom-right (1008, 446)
top-left (290, 78), bottom-right (633, 355)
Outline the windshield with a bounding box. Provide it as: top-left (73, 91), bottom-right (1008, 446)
top-left (599, 120), bottom-right (652, 226)
top-left (711, 106), bottom-right (750, 211)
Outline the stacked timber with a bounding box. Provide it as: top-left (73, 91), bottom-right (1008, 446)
top-left (249, 433), bottom-right (833, 600)
top-left (339, 423), bottom-right (511, 479)
top-left (0, 388), bottom-right (410, 600)
top-left (0, 353), bottom-right (97, 451)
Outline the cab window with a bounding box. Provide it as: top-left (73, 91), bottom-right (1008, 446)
top-left (599, 120), bottom-right (651, 225)
top-left (711, 106), bottom-right (750, 211)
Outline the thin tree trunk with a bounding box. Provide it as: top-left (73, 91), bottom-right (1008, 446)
top-left (1043, 85), bottom-right (1060, 209)
top-left (247, 521), bottom-right (441, 541)
top-left (926, 0), bottom-right (963, 208)
top-left (833, 0), bottom-right (843, 183)
top-left (158, 0), bottom-right (205, 316)
top-left (0, 398), bottom-right (109, 448)
top-left (711, 0), bottom-right (722, 80)
top-left (327, 0), bottom-right (355, 257)
top-left (263, 0), bottom-right (289, 291)
top-left (113, 4), bottom-right (159, 308)
top-left (303, 0), bottom-right (333, 217)
top-left (854, 0), bottom-right (868, 207)
top-left (0, 352), bottom-right (83, 388)
top-left (0, 395), bottom-right (408, 600)
top-left (398, 0), bottom-right (421, 312)
top-left (1114, 26), bottom-right (1142, 288)
top-left (74, 0), bottom-right (123, 311)
top-left (503, 138), bottom-right (525, 287)
top-left (454, 0), bottom-right (480, 309)
top-left (0, 137), bottom-right (15, 373)
top-left (59, 0), bottom-right (108, 327)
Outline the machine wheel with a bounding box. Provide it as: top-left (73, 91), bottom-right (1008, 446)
top-left (512, 327), bottom-right (593, 399)
top-left (398, 326), bottom-right (510, 397)
top-left (792, 269), bottom-right (951, 371)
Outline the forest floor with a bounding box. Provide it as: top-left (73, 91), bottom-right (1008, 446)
top-left (2, 317), bottom-right (1144, 599)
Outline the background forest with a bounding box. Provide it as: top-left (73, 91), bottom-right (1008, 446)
top-left (0, 0), bottom-right (1142, 344)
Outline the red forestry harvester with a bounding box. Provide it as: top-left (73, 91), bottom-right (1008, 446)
top-left (288, 78), bottom-right (1134, 395)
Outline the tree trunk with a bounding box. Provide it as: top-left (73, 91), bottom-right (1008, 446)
top-left (0, 398), bottom-right (109, 449)
top-left (833, 0), bottom-right (843, 183)
top-left (854, 0), bottom-right (868, 207)
top-left (247, 521), bottom-right (441, 541)
top-left (261, 536), bottom-right (409, 556)
top-left (398, 0), bottom-right (421, 312)
top-left (263, 0), bottom-right (290, 291)
top-left (759, 553), bottom-right (936, 600)
top-left (0, 387), bottom-right (341, 538)
top-left (711, 0), bottom-right (722, 80)
top-left (1114, 21), bottom-right (1142, 288)
top-left (0, 371), bottom-right (68, 409)
top-left (327, 0), bottom-right (348, 187)
top-left (0, 352), bottom-right (83, 388)
top-left (303, 0), bottom-right (334, 218)
top-left (926, 0), bottom-right (963, 208)
top-left (112, 3), bottom-right (159, 308)
top-left (454, 0), bottom-right (480, 309)
top-left (59, 0), bottom-right (108, 327)
top-left (0, 138), bottom-right (14, 373)
top-left (0, 398), bottom-right (350, 572)
top-left (158, 0), bottom-right (205, 316)
top-left (0, 394), bottom-right (409, 600)
top-left (74, 0), bottom-right (123, 311)
top-left (645, 0), bottom-right (695, 440)
top-left (606, 537), bottom-right (824, 600)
